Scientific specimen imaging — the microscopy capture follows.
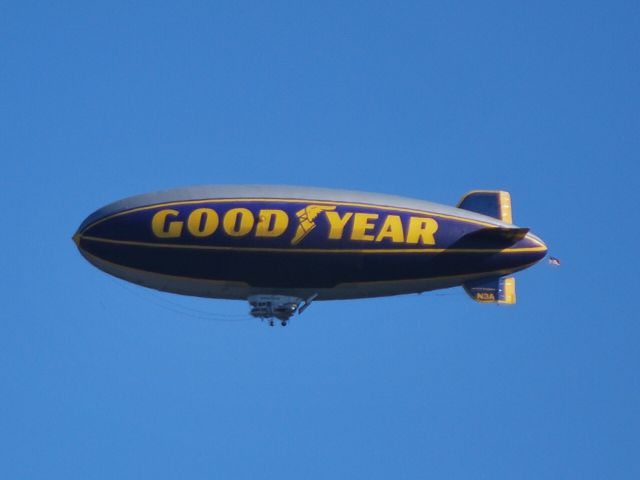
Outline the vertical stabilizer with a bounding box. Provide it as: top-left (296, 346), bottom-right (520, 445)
top-left (457, 190), bottom-right (513, 224)
top-left (463, 276), bottom-right (516, 304)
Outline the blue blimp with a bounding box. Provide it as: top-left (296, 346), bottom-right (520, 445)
top-left (73, 185), bottom-right (547, 325)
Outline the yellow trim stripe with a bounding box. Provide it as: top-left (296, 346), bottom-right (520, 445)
top-left (79, 235), bottom-right (547, 254)
top-left (498, 191), bottom-right (513, 224)
top-left (499, 276), bottom-right (516, 304)
top-left (82, 197), bottom-right (503, 234)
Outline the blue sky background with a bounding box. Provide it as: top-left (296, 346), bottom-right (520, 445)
top-left (1, 1), bottom-right (638, 478)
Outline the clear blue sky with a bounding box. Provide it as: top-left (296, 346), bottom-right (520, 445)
top-left (1, 1), bottom-right (638, 478)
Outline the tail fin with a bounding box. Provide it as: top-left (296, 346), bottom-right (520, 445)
top-left (463, 276), bottom-right (516, 304)
top-left (457, 190), bottom-right (513, 224)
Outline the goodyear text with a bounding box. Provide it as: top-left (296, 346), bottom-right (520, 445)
top-left (151, 204), bottom-right (439, 246)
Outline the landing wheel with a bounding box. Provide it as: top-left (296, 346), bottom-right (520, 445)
top-left (281, 321), bottom-right (287, 327)
top-left (269, 320), bottom-right (274, 327)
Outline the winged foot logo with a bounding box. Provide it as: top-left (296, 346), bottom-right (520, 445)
top-left (150, 204), bottom-right (439, 246)
top-left (291, 205), bottom-right (336, 245)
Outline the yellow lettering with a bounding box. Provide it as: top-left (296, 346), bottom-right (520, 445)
top-left (374, 215), bottom-right (404, 243)
top-left (477, 293), bottom-right (495, 301)
top-left (187, 208), bottom-right (219, 237)
top-left (256, 209), bottom-right (289, 237)
top-left (325, 211), bottom-right (353, 240)
top-left (406, 217), bottom-right (438, 245)
top-left (223, 208), bottom-right (254, 237)
top-left (351, 213), bottom-right (379, 241)
top-left (151, 209), bottom-right (183, 238)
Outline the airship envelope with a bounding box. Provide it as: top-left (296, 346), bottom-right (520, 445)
top-left (73, 186), bottom-right (547, 325)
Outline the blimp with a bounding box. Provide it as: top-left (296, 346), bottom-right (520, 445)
top-left (73, 185), bottom-right (548, 326)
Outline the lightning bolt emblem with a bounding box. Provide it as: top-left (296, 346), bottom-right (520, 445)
top-left (291, 205), bottom-right (336, 245)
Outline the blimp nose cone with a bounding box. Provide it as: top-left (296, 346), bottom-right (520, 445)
top-left (72, 232), bottom-right (81, 247)
top-left (524, 231), bottom-right (548, 264)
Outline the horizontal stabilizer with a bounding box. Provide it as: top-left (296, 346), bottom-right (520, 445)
top-left (463, 276), bottom-right (516, 304)
top-left (453, 227), bottom-right (529, 249)
top-left (467, 226), bottom-right (529, 242)
top-left (458, 191), bottom-right (513, 224)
